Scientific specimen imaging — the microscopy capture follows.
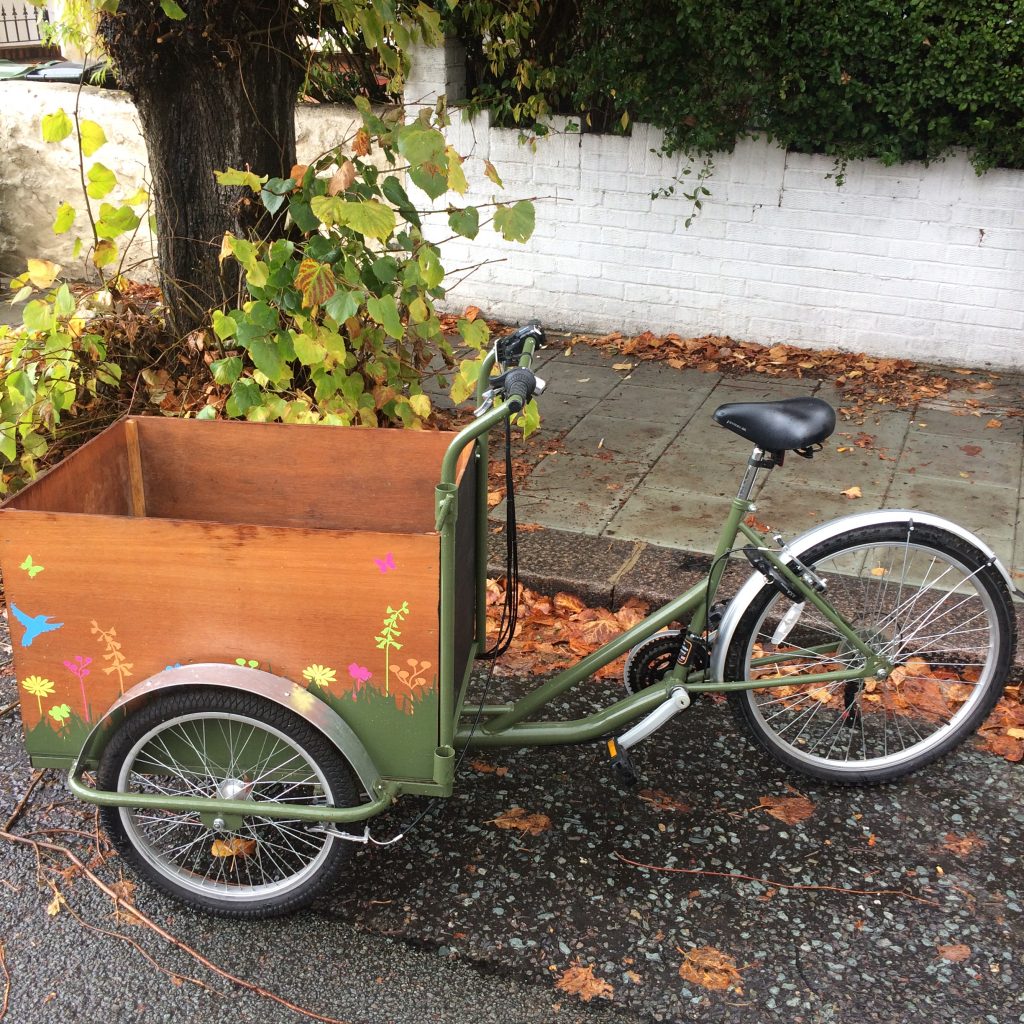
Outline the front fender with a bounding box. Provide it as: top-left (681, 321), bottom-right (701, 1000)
top-left (75, 663), bottom-right (382, 797)
top-left (709, 509), bottom-right (1022, 684)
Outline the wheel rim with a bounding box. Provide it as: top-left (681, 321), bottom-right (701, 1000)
top-left (740, 540), bottom-right (1001, 774)
top-left (117, 713), bottom-right (336, 902)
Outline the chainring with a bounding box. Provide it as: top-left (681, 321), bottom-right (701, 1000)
top-left (623, 630), bottom-right (685, 695)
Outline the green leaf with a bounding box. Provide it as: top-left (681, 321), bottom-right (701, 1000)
top-left (324, 289), bottom-right (360, 324)
top-left (293, 331), bottom-right (327, 366)
top-left (294, 258), bottom-right (337, 308)
top-left (159, 0), bottom-right (186, 17)
top-left (22, 300), bottom-right (52, 333)
top-left (448, 206), bottom-right (479, 239)
top-left (247, 336), bottom-right (285, 382)
top-left (96, 361), bottom-right (121, 387)
top-left (212, 310), bottom-right (237, 340)
top-left (95, 203), bottom-right (140, 239)
top-left (310, 196), bottom-right (396, 240)
top-left (79, 119), bottom-right (107, 156)
top-left (493, 200), bottom-right (536, 243)
top-left (446, 146), bottom-right (468, 194)
top-left (516, 398), bottom-right (541, 439)
top-left (215, 167), bottom-right (268, 193)
top-left (196, 404), bottom-right (218, 420)
top-left (86, 163), bottom-right (117, 200)
top-left (458, 318), bottom-right (489, 350)
top-left (366, 294), bottom-right (403, 339)
top-left (41, 109), bottom-right (73, 143)
top-left (484, 160), bottom-right (504, 188)
top-left (0, 423), bottom-right (16, 462)
top-left (52, 201), bottom-right (76, 235)
top-left (381, 176), bottom-right (421, 228)
top-left (397, 123), bottom-right (446, 167)
top-left (409, 164), bottom-right (448, 201)
top-left (288, 199), bottom-right (320, 233)
top-left (53, 284), bottom-right (76, 317)
top-left (211, 356), bottom-right (242, 385)
top-left (418, 247), bottom-right (444, 289)
top-left (228, 379), bottom-right (261, 416)
top-left (92, 239), bottom-right (118, 268)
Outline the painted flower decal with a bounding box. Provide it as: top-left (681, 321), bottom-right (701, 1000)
top-left (348, 663), bottom-right (372, 700)
top-left (48, 704), bottom-right (72, 732)
top-left (22, 675), bottom-right (55, 715)
top-left (303, 664), bottom-right (337, 689)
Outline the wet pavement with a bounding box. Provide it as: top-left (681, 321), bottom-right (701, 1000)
top-left (2, 655), bottom-right (1023, 1023)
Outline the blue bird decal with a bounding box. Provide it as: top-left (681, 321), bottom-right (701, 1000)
top-left (10, 603), bottom-right (64, 647)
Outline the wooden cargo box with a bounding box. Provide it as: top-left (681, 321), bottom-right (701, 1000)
top-left (0, 417), bottom-right (476, 782)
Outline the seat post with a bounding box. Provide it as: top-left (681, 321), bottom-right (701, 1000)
top-left (736, 446), bottom-right (775, 503)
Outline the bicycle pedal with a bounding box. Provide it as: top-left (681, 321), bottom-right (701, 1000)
top-left (607, 738), bottom-right (640, 787)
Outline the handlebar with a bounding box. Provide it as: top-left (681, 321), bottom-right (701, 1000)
top-left (474, 322), bottom-right (547, 417)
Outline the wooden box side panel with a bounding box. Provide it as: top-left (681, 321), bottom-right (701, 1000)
top-left (4, 420), bottom-right (132, 517)
top-left (1, 513), bottom-right (441, 781)
top-left (135, 418), bottom-right (465, 534)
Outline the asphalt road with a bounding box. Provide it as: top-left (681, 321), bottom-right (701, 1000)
top-left (2, 655), bottom-right (1023, 1024)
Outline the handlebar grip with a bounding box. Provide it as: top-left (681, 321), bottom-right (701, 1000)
top-left (504, 367), bottom-right (537, 413)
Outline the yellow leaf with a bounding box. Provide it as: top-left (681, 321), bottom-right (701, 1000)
top-left (1007, 727), bottom-right (1024, 740)
top-left (27, 258), bottom-right (60, 289)
top-left (841, 485), bottom-right (862, 499)
top-left (46, 893), bottom-right (63, 916)
top-left (92, 240), bottom-right (117, 268)
top-left (409, 393), bottom-right (431, 419)
top-left (870, 566), bottom-right (888, 576)
top-left (612, 362), bottom-right (634, 371)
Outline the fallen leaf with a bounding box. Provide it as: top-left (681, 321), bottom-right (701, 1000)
top-left (942, 833), bottom-right (986, 857)
top-left (960, 444), bottom-right (983, 457)
top-left (638, 788), bottom-right (693, 813)
top-left (489, 807), bottom-right (551, 836)
top-left (46, 893), bottom-right (63, 916)
top-left (555, 964), bottom-right (614, 1002)
top-left (487, 489), bottom-right (503, 508)
top-left (757, 793), bottom-right (815, 825)
top-left (464, 305), bottom-right (481, 321)
top-left (841, 485), bottom-right (863, 499)
top-left (678, 946), bottom-right (744, 992)
top-left (985, 419), bottom-right (1002, 429)
top-left (870, 566), bottom-right (888, 576)
top-left (612, 362), bottom-right (635, 371)
top-left (938, 944), bottom-right (971, 962)
top-left (469, 759), bottom-right (508, 777)
top-left (210, 837), bottom-right (257, 858)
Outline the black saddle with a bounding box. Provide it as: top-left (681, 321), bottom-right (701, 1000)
top-left (712, 397), bottom-right (836, 453)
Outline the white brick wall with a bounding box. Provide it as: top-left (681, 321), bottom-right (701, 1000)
top-left (408, 44), bottom-right (1024, 371)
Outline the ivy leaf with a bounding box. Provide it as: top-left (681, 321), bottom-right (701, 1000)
top-left (211, 310), bottom-right (237, 340)
top-left (210, 356), bottom-right (242, 385)
top-left (215, 167), bottom-right (268, 193)
top-left (458, 317), bottom-right (489, 350)
top-left (92, 239), bottom-right (118, 268)
top-left (41, 109), bottom-right (73, 143)
top-left (246, 336), bottom-right (286, 382)
top-left (293, 331), bottom-right (327, 366)
top-left (160, 0), bottom-right (186, 19)
top-left (86, 163), bottom-right (117, 200)
top-left (26, 259), bottom-right (60, 289)
top-left (52, 202), bottom-right (76, 234)
top-left (78, 119), bottom-right (107, 156)
top-left (366, 294), bottom-right (403, 339)
top-left (494, 200), bottom-right (535, 243)
top-left (448, 206), bottom-right (479, 239)
top-left (446, 146), bottom-right (468, 194)
top-left (409, 393), bottom-right (431, 419)
top-left (324, 289), bottom-right (361, 324)
top-left (483, 159), bottom-right (504, 187)
top-left (310, 196), bottom-right (396, 240)
top-left (294, 258), bottom-right (337, 308)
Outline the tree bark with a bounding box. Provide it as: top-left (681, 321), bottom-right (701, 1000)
top-left (99, 1), bottom-right (303, 337)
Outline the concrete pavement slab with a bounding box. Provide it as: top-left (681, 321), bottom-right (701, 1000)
top-left (898, 434), bottom-right (1023, 489)
top-left (559, 411), bottom-right (681, 463)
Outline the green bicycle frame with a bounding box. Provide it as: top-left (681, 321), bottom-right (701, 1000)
top-left (438, 344), bottom-right (890, 753)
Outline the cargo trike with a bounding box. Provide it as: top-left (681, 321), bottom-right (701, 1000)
top-left (2, 324), bottom-right (1019, 916)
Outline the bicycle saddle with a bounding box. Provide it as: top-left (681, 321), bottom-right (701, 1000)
top-left (712, 396), bottom-right (836, 452)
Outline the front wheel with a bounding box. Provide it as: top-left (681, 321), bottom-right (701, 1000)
top-left (724, 522), bottom-right (1015, 784)
top-left (98, 689), bottom-right (359, 917)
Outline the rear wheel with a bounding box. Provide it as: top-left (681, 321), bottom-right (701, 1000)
top-left (98, 689), bottom-right (358, 917)
top-left (724, 522), bottom-right (1015, 784)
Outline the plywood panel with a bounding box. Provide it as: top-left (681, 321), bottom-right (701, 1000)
top-left (4, 419), bottom-right (131, 517)
top-left (134, 418), bottom-right (469, 534)
top-left (1, 511), bottom-right (442, 781)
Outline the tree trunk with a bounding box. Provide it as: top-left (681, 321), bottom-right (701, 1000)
top-left (99, 1), bottom-right (302, 338)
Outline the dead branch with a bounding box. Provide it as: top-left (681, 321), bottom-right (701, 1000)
top-left (4, 771), bottom-right (44, 832)
top-left (615, 852), bottom-right (941, 907)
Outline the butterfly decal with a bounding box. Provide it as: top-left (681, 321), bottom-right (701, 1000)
top-left (374, 552), bottom-right (396, 574)
top-left (19, 556), bottom-right (44, 578)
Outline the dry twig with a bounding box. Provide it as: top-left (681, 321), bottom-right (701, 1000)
top-left (615, 852), bottom-right (941, 907)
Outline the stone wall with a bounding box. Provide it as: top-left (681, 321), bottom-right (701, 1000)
top-left (406, 45), bottom-right (1024, 371)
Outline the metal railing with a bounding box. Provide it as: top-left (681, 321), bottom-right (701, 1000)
top-left (0, 2), bottom-right (46, 46)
